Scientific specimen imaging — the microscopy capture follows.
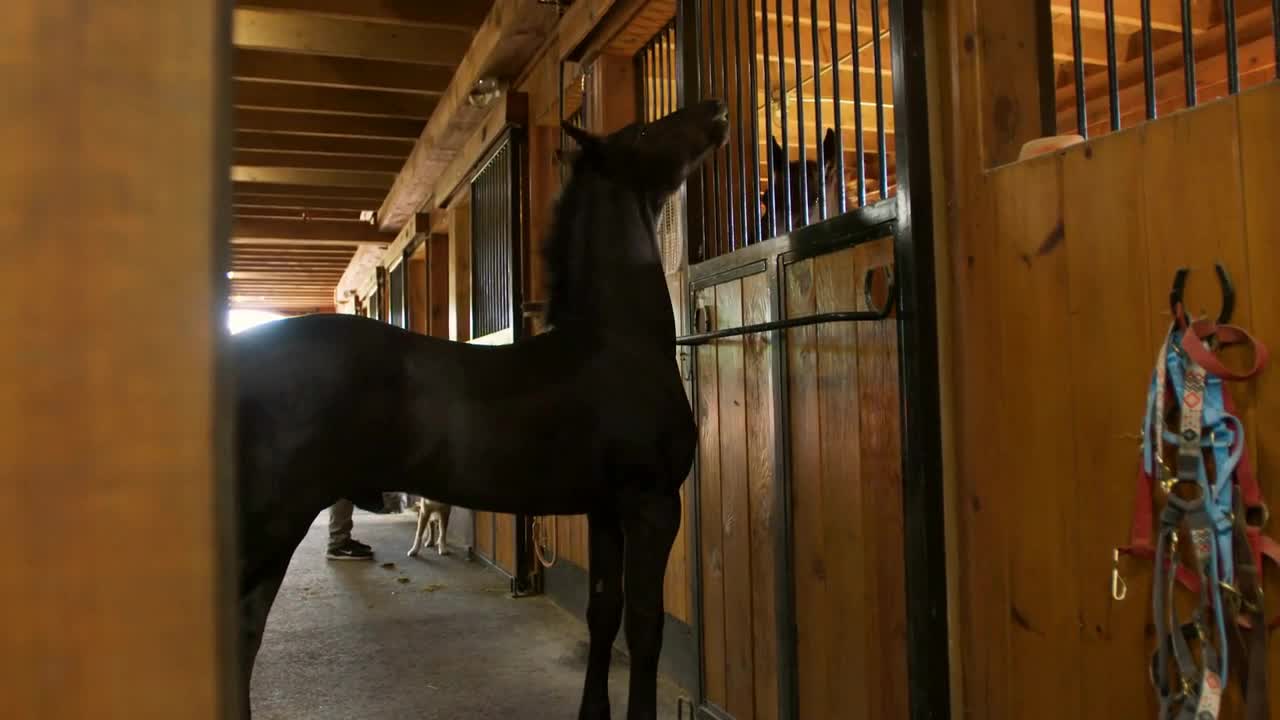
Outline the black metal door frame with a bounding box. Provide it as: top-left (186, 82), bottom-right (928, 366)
top-left (468, 125), bottom-right (541, 598)
top-left (675, 0), bottom-right (950, 718)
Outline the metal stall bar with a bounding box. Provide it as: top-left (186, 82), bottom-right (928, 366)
top-left (709, 0), bottom-right (725, 257)
top-left (1225, 0), bottom-right (1239, 94)
top-left (1180, 0), bottom-right (1196, 107)
top-left (1070, 0), bottom-right (1088, 138)
top-left (746, 1), bottom-right (763, 245)
top-left (870, 0), bottom-right (889, 197)
top-left (851, 0), bottom-right (868, 206)
top-left (1274, 0), bottom-right (1280, 79)
top-left (775, 0), bottom-right (793, 235)
top-left (1105, 0), bottom-right (1120, 131)
top-left (1141, 0), bottom-right (1156, 119)
top-left (888, 0), bottom-right (951, 715)
top-left (791, 0), bottom-right (809, 228)
top-left (827, 0), bottom-right (846, 215)
top-left (810, 0), bottom-right (826, 222)
top-left (761, 0), bottom-right (777, 240)
top-left (720, 0), bottom-right (739, 251)
top-left (732, 0), bottom-right (750, 249)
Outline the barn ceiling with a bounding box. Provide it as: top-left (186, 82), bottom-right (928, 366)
top-left (227, 0), bottom-right (494, 312)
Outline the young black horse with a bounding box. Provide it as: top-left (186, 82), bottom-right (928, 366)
top-left (232, 99), bottom-right (730, 719)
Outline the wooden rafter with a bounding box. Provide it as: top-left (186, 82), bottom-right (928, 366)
top-left (233, 48), bottom-right (454, 94)
top-left (232, 8), bottom-right (474, 65)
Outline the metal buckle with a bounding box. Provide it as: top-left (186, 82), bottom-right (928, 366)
top-left (1111, 549), bottom-right (1128, 601)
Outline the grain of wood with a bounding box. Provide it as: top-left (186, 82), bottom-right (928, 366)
top-left (1236, 83), bottom-right (1280, 700)
top-left (715, 279), bottom-right (756, 719)
top-left (785, 257), bottom-right (829, 719)
top-left (743, 272), bottom-right (779, 720)
top-left (1060, 130), bottom-right (1155, 719)
top-left (991, 154), bottom-right (1082, 719)
top-left (695, 285), bottom-right (729, 707)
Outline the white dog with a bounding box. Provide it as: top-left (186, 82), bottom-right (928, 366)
top-left (406, 497), bottom-right (452, 557)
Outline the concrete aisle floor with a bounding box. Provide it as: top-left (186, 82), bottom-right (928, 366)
top-left (251, 510), bottom-right (688, 719)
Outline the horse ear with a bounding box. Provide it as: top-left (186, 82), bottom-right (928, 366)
top-left (822, 128), bottom-right (837, 161)
top-left (561, 122), bottom-right (599, 153)
top-left (770, 136), bottom-right (786, 166)
top-left (553, 148), bottom-right (580, 167)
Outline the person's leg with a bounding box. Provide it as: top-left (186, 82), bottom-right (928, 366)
top-left (326, 499), bottom-right (372, 560)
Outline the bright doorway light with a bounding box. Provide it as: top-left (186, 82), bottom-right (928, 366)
top-left (227, 308), bottom-right (285, 335)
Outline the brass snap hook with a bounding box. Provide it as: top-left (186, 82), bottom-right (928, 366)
top-left (1111, 548), bottom-right (1128, 601)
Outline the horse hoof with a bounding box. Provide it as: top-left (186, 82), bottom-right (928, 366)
top-left (407, 549), bottom-right (419, 558)
top-left (438, 547), bottom-right (450, 556)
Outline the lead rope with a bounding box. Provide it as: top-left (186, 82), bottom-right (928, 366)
top-left (1119, 308), bottom-right (1274, 720)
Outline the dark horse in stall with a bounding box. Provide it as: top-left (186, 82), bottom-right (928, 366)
top-left (231, 99), bottom-right (731, 719)
top-left (761, 127), bottom-right (842, 236)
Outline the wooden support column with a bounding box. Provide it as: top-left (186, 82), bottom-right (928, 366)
top-left (585, 53), bottom-right (638, 134)
top-left (0, 1), bottom-right (234, 719)
top-left (448, 196), bottom-right (472, 342)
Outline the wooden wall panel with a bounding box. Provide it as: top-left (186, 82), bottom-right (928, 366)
top-left (1238, 84), bottom-right (1280, 707)
top-left (476, 510), bottom-right (493, 561)
top-left (942, 80), bottom-right (1280, 718)
top-left (429, 234), bottom-right (449, 338)
top-left (0, 1), bottom-right (232, 717)
top-left (409, 255), bottom-right (429, 334)
top-left (496, 512), bottom-right (516, 575)
top-left (695, 284), bottom-right (728, 708)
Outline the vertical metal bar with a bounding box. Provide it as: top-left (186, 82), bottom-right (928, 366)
top-left (870, 0), bottom-right (888, 198)
top-left (1034, 1), bottom-right (1058, 137)
top-left (709, 0), bottom-right (724, 256)
top-left (889, 0), bottom-right (951, 715)
top-left (827, 0), bottom-right (846, 215)
top-left (850, 0), bottom-right (867, 207)
top-left (1141, 0), bottom-right (1156, 119)
top-left (1274, 0), bottom-right (1280, 80)
top-left (746, 0), bottom-right (762, 245)
top-left (670, 24), bottom-right (678, 113)
top-left (1070, 0), bottom-right (1088, 138)
top-left (810, 0), bottom-right (826, 221)
top-left (732, 0), bottom-right (749, 249)
top-left (775, 0), bottom-right (792, 234)
top-left (1105, 0), bottom-right (1120, 131)
top-left (1180, 0), bottom-right (1196, 107)
top-left (790, 0), bottom-right (809, 227)
top-left (719, 0), bottom-right (738, 252)
top-left (641, 41), bottom-right (651, 122)
top-left (661, 30), bottom-right (670, 118)
top-left (761, 0), bottom-right (777, 240)
top-left (1224, 0), bottom-right (1239, 95)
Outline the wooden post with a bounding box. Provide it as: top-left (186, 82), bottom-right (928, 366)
top-left (448, 196), bottom-right (473, 342)
top-left (0, 1), bottom-right (235, 719)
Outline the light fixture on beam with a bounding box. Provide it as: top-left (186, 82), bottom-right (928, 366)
top-left (467, 76), bottom-right (505, 108)
top-left (360, 210), bottom-right (376, 225)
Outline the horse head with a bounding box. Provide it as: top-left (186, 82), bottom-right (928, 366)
top-left (761, 128), bottom-right (842, 236)
top-left (544, 100), bottom-right (729, 335)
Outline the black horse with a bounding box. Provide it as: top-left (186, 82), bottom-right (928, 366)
top-left (232, 99), bottom-right (730, 719)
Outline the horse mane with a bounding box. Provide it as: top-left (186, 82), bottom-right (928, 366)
top-left (540, 157), bottom-right (591, 330)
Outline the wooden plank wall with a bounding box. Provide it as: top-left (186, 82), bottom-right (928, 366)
top-left (694, 239), bottom-right (909, 719)
top-left (941, 78), bottom-right (1280, 716)
top-left (0, 0), bottom-right (234, 717)
top-left (408, 252), bottom-right (429, 334)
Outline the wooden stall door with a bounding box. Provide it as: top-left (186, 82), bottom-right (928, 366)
top-left (1, 1), bottom-right (234, 717)
top-left (945, 83), bottom-right (1280, 719)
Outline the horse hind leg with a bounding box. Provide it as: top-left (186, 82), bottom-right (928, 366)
top-left (436, 506), bottom-right (452, 556)
top-left (578, 507), bottom-right (625, 720)
top-left (620, 489), bottom-right (681, 720)
top-left (239, 558), bottom-right (289, 718)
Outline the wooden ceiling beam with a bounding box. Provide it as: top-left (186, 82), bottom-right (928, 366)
top-left (232, 8), bottom-right (474, 66)
top-left (233, 181), bottom-right (386, 198)
top-left (235, 0), bottom-right (493, 29)
top-left (234, 131), bottom-right (411, 158)
top-left (233, 48), bottom-right (454, 94)
top-left (235, 109), bottom-right (424, 140)
top-left (377, 1), bottom-right (560, 230)
top-left (234, 80), bottom-right (438, 119)
top-left (230, 165), bottom-right (393, 189)
top-left (234, 150), bottom-right (404, 174)
top-left (233, 207), bottom-right (363, 222)
top-left (234, 194), bottom-right (378, 211)
top-left (233, 217), bottom-right (395, 245)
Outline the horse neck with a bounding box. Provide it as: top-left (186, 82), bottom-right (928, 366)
top-left (546, 175), bottom-right (676, 345)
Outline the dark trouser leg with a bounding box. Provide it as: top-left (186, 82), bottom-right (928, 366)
top-left (328, 498), bottom-right (353, 550)
top-left (579, 507), bottom-right (625, 720)
top-left (621, 490), bottom-right (681, 720)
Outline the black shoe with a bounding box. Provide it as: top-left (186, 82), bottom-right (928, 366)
top-left (326, 539), bottom-right (374, 560)
top-left (349, 538), bottom-right (372, 551)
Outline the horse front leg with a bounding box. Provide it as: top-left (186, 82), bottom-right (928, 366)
top-left (408, 502), bottom-right (428, 557)
top-left (620, 489), bottom-right (681, 720)
top-left (579, 507), bottom-right (625, 720)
